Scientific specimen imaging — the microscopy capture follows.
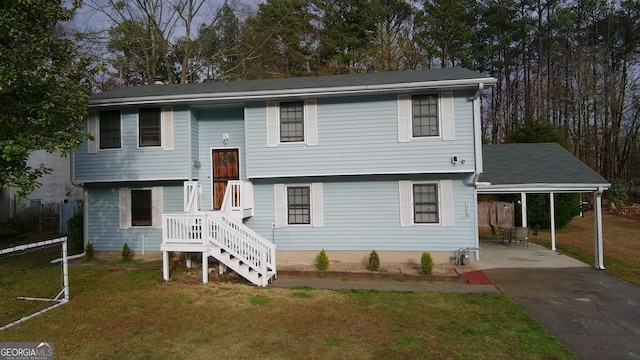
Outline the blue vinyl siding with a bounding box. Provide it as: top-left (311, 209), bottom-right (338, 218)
top-left (86, 183), bottom-right (182, 252)
top-left (75, 106), bottom-right (191, 183)
top-left (195, 107), bottom-right (246, 211)
top-left (244, 174), bottom-right (476, 251)
top-left (245, 91), bottom-right (476, 178)
top-left (190, 108), bottom-right (199, 180)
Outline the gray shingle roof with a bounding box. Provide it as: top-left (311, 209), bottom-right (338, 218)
top-left (90, 67), bottom-right (494, 105)
top-left (479, 143), bottom-right (609, 188)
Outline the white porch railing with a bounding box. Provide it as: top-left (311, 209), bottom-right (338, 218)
top-left (162, 212), bottom-right (275, 286)
top-left (222, 180), bottom-right (254, 220)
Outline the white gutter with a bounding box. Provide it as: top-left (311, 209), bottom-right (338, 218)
top-left (89, 77), bottom-right (498, 108)
top-left (472, 82), bottom-right (484, 185)
top-left (476, 183), bottom-right (611, 193)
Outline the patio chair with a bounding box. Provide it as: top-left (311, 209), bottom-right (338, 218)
top-left (490, 224), bottom-right (506, 245)
top-left (514, 227), bottom-right (529, 247)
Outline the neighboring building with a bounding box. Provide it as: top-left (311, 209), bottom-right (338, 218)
top-left (1, 150), bottom-right (82, 224)
top-left (74, 68), bottom-right (498, 285)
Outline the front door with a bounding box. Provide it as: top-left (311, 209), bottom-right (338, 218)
top-left (212, 149), bottom-right (239, 210)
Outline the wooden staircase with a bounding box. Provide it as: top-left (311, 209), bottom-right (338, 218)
top-left (161, 181), bottom-right (276, 286)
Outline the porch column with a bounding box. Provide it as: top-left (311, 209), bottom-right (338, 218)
top-left (520, 192), bottom-right (528, 227)
top-left (162, 251), bottom-right (169, 281)
top-left (202, 253), bottom-right (209, 284)
top-left (594, 188), bottom-right (605, 269)
top-left (550, 192), bottom-right (556, 251)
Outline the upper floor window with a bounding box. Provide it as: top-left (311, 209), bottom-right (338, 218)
top-left (413, 183), bottom-right (439, 223)
top-left (99, 110), bottom-right (121, 149)
top-left (138, 108), bottom-right (161, 147)
top-left (412, 94), bottom-right (439, 137)
top-left (279, 101), bottom-right (304, 143)
top-left (287, 186), bottom-right (311, 225)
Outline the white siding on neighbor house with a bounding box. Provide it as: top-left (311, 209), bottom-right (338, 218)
top-left (244, 174), bottom-right (477, 251)
top-left (194, 106), bottom-right (246, 211)
top-left (86, 183), bottom-right (183, 252)
top-left (244, 91), bottom-right (476, 179)
top-left (74, 106), bottom-right (191, 183)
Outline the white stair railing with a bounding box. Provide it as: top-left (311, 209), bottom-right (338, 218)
top-left (162, 213), bottom-right (207, 245)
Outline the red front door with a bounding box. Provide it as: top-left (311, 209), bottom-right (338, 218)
top-left (212, 149), bottom-right (239, 210)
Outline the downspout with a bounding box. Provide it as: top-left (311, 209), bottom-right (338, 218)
top-left (472, 82), bottom-right (484, 261)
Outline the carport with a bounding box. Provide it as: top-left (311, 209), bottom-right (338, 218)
top-left (475, 143), bottom-right (611, 269)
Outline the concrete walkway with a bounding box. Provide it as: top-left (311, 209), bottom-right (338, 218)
top-left (272, 243), bottom-right (640, 359)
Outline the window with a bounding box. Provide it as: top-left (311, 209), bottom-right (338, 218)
top-left (99, 110), bottom-right (121, 149)
top-left (287, 186), bottom-right (310, 225)
top-left (279, 101), bottom-right (304, 142)
top-left (412, 94), bottom-right (439, 137)
top-left (131, 190), bottom-right (152, 226)
top-left (413, 184), bottom-right (439, 223)
top-left (138, 108), bottom-right (161, 147)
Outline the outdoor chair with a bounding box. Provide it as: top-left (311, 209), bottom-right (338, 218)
top-left (490, 224), bottom-right (506, 245)
top-left (514, 227), bottom-right (529, 247)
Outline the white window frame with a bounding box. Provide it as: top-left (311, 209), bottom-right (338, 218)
top-left (399, 180), bottom-right (453, 227)
top-left (119, 186), bottom-right (163, 229)
top-left (274, 183), bottom-right (323, 228)
top-left (88, 110), bottom-right (122, 152)
top-left (137, 107), bottom-right (162, 148)
top-left (267, 99), bottom-right (317, 147)
top-left (135, 106), bottom-right (173, 150)
top-left (397, 92), bottom-right (454, 142)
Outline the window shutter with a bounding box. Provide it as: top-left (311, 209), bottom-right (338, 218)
top-left (87, 112), bottom-right (97, 153)
top-left (440, 180), bottom-right (454, 226)
top-left (397, 94), bottom-right (411, 143)
top-left (152, 186), bottom-right (163, 229)
top-left (273, 184), bottom-right (285, 228)
top-left (305, 99), bottom-right (318, 146)
top-left (311, 182), bottom-right (323, 227)
top-left (119, 187), bottom-right (130, 229)
top-left (266, 101), bottom-right (278, 147)
top-left (162, 106), bottom-right (174, 150)
top-left (399, 181), bottom-right (412, 226)
top-left (440, 92), bottom-right (454, 141)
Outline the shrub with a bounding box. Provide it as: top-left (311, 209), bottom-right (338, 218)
top-left (85, 242), bottom-right (94, 260)
top-left (420, 252), bottom-right (433, 275)
top-left (121, 243), bottom-right (132, 261)
top-left (367, 250), bottom-right (380, 271)
top-left (315, 249), bottom-right (329, 270)
top-left (610, 179), bottom-right (629, 205)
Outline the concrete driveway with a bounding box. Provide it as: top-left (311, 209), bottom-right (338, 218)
top-left (477, 242), bottom-right (640, 360)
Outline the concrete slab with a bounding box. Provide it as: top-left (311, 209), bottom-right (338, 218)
top-left (474, 241), bottom-right (590, 269)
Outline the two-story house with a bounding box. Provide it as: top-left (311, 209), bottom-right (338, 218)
top-left (74, 68), bottom-right (496, 285)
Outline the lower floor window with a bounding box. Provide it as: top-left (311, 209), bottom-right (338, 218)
top-left (131, 189), bottom-right (152, 226)
top-left (413, 184), bottom-right (438, 223)
top-left (287, 186), bottom-right (310, 224)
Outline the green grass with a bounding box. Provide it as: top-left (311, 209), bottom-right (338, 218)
top-left (1, 241), bottom-right (577, 359)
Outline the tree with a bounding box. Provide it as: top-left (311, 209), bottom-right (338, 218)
top-left (0, 0), bottom-right (91, 200)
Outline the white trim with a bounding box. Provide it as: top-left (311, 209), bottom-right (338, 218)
top-left (247, 168), bottom-right (475, 180)
top-left (162, 106), bottom-right (173, 150)
top-left (119, 187), bottom-right (130, 229)
top-left (89, 77), bottom-right (497, 107)
top-left (410, 93), bottom-right (442, 139)
top-left (398, 180), bottom-right (412, 226)
top-left (87, 111), bottom-right (97, 153)
top-left (397, 94), bottom-right (411, 143)
top-left (277, 100), bottom-right (306, 145)
top-left (305, 99), bottom-right (318, 146)
top-left (78, 176), bottom-right (190, 184)
top-left (152, 186), bottom-right (163, 229)
top-left (440, 179), bottom-right (454, 226)
top-left (273, 184), bottom-right (286, 228)
top-left (266, 101), bottom-right (278, 147)
top-left (311, 182), bottom-right (323, 227)
top-left (440, 92), bottom-right (454, 141)
top-left (476, 183), bottom-right (611, 193)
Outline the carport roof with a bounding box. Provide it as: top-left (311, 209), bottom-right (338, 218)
top-left (477, 143), bottom-right (610, 193)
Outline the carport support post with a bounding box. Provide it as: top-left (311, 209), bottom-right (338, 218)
top-left (520, 192), bottom-right (528, 227)
top-left (202, 252), bottom-right (209, 284)
top-left (594, 188), bottom-right (605, 269)
top-left (550, 192), bottom-right (556, 251)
